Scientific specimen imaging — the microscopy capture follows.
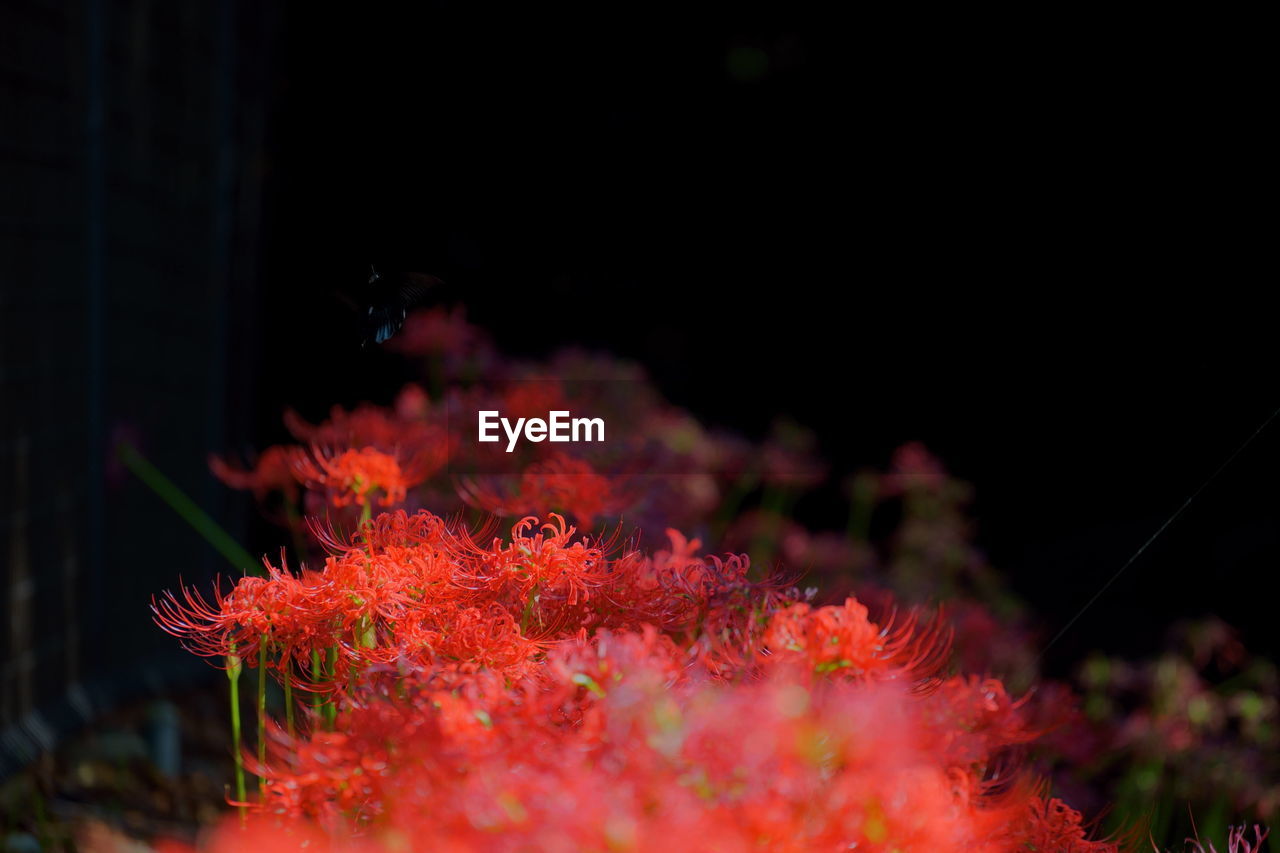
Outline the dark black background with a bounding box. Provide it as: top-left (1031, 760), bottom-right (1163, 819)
top-left (253, 5), bottom-right (1275, 676)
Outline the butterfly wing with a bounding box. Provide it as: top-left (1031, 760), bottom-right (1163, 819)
top-left (366, 304), bottom-right (401, 345)
top-left (395, 273), bottom-right (442, 309)
top-left (362, 271), bottom-right (443, 345)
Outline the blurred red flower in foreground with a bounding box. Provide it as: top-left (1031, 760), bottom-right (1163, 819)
top-left (153, 508), bottom-right (1121, 852)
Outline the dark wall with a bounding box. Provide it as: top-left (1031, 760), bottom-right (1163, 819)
top-left (0, 0), bottom-right (276, 774)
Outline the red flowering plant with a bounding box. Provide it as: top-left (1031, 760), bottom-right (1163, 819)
top-left (155, 503), bottom-right (1128, 851)
top-left (126, 302), bottom-right (1272, 852)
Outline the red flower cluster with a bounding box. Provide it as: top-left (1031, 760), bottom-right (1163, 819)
top-left (155, 508), bottom-right (1120, 852)
top-left (123, 302), bottom-right (1277, 850)
top-left (210, 394), bottom-right (448, 524)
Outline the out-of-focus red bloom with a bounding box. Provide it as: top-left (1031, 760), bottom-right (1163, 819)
top-left (283, 403), bottom-right (443, 458)
top-left (881, 440), bottom-right (950, 496)
top-left (152, 505), bottom-right (1125, 853)
top-left (212, 402), bottom-right (448, 526)
top-left (723, 508), bottom-right (874, 581)
top-left (168, 670), bottom-right (1122, 853)
top-left (210, 446), bottom-right (300, 503)
top-left (459, 454), bottom-right (627, 529)
top-left (385, 305), bottom-right (485, 358)
top-left (393, 382), bottom-right (430, 421)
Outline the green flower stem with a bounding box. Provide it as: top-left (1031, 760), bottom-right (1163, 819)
top-left (311, 648), bottom-right (324, 722)
top-left (325, 645), bottom-right (339, 730)
top-left (282, 653), bottom-right (296, 739)
top-left (711, 471), bottom-right (759, 544)
top-left (116, 440), bottom-right (260, 575)
top-left (750, 485), bottom-right (792, 570)
top-left (283, 498), bottom-right (309, 565)
top-left (845, 473), bottom-right (877, 542)
top-left (226, 648), bottom-right (247, 821)
top-left (257, 642), bottom-right (268, 798)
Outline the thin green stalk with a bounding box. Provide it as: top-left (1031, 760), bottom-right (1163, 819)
top-left (750, 486), bottom-right (792, 571)
top-left (227, 648), bottom-right (247, 822)
top-left (257, 643), bottom-right (268, 798)
top-left (311, 648), bottom-right (324, 721)
top-left (325, 645), bottom-right (339, 730)
top-left (282, 653), bottom-right (296, 739)
top-left (283, 498), bottom-right (309, 564)
top-left (845, 472), bottom-right (877, 542)
top-left (116, 440), bottom-right (261, 575)
top-left (32, 785), bottom-right (48, 850)
top-left (710, 471), bottom-right (759, 544)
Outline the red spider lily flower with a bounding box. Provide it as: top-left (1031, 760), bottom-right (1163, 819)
top-left (459, 454), bottom-right (628, 529)
top-left (214, 403), bottom-right (448, 522)
top-left (283, 402), bottom-right (437, 451)
top-left (457, 514), bottom-right (618, 630)
top-left (761, 597), bottom-right (952, 685)
top-left (923, 675), bottom-right (1045, 768)
top-left (1008, 793), bottom-right (1123, 853)
top-left (157, 511), bottom-right (646, 691)
top-left (155, 505), bottom-right (1129, 853)
top-left (283, 402), bottom-right (448, 480)
top-left (600, 528), bottom-right (803, 674)
top-left (151, 555), bottom-right (332, 667)
top-left (288, 445), bottom-right (435, 508)
top-left (209, 446), bottom-right (300, 503)
top-left (599, 528), bottom-right (720, 631)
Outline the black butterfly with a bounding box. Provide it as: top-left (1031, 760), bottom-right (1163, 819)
top-left (360, 265), bottom-right (443, 346)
